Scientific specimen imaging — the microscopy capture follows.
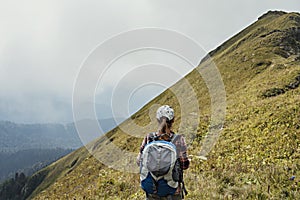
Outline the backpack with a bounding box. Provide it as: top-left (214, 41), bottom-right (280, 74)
top-left (140, 133), bottom-right (182, 197)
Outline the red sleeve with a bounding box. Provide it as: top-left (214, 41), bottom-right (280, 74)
top-left (174, 135), bottom-right (190, 170)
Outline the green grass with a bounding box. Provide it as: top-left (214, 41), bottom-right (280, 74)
top-left (30, 11), bottom-right (300, 200)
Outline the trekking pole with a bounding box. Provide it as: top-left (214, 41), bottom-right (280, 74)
top-left (180, 168), bottom-right (188, 199)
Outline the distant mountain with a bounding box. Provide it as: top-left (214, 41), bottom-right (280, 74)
top-left (0, 121), bottom-right (82, 151)
top-left (9, 11), bottom-right (300, 199)
top-left (0, 118), bottom-right (124, 152)
top-left (0, 118), bottom-right (123, 186)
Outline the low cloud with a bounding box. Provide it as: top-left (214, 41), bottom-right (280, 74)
top-left (0, 0), bottom-right (298, 123)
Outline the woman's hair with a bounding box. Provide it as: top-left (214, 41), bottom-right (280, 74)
top-left (157, 116), bottom-right (174, 134)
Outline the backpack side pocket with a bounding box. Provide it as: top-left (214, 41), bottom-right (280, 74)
top-left (172, 158), bottom-right (181, 182)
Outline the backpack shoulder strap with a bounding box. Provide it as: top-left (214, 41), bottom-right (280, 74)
top-left (170, 133), bottom-right (181, 144)
top-left (147, 132), bottom-right (157, 143)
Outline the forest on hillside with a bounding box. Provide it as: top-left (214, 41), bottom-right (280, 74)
top-left (0, 148), bottom-right (73, 182)
top-left (0, 148), bottom-right (74, 200)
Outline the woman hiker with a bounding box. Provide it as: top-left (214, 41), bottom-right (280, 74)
top-left (137, 105), bottom-right (190, 200)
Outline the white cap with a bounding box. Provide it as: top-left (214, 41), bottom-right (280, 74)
top-left (156, 105), bottom-right (174, 121)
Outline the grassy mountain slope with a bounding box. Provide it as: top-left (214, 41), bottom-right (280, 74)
top-left (31, 11), bottom-right (300, 199)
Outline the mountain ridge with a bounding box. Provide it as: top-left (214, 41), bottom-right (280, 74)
top-left (201, 10), bottom-right (299, 65)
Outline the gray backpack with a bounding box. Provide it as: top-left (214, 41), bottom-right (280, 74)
top-left (140, 133), bottom-right (181, 197)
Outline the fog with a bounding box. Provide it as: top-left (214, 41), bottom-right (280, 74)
top-left (0, 0), bottom-right (299, 123)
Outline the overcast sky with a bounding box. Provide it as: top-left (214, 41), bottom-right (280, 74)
top-left (0, 0), bottom-right (299, 123)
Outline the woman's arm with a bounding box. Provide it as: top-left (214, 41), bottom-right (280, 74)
top-left (136, 135), bottom-right (148, 166)
top-left (178, 136), bottom-right (190, 170)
